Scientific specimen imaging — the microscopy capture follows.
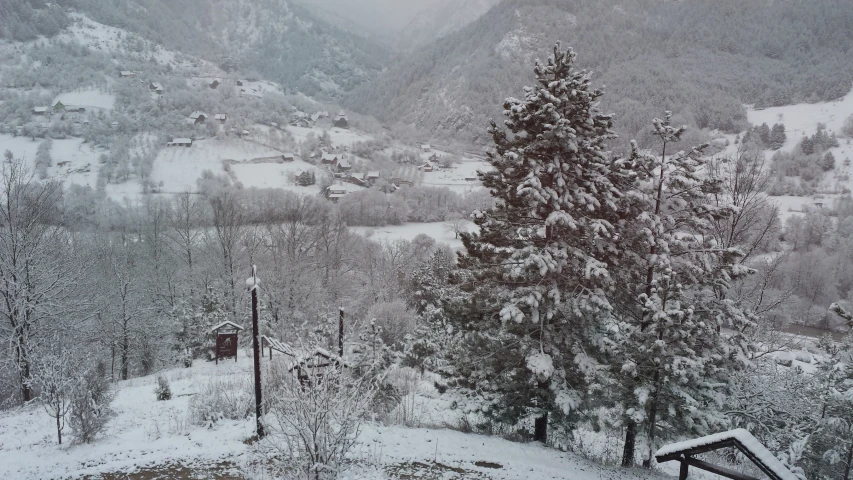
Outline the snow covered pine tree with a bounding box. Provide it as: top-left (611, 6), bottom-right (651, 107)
top-left (609, 114), bottom-right (755, 467)
top-left (451, 43), bottom-right (633, 443)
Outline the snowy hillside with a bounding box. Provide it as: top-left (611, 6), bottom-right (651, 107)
top-left (0, 356), bottom-right (673, 480)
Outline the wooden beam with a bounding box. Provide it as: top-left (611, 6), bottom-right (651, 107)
top-left (687, 457), bottom-right (761, 480)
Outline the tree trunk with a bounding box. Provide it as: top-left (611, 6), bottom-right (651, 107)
top-left (643, 369), bottom-right (663, 468)
top-left (534, 413), bottom-right (548, 443)
top-left (56, 414), bottom-right (62, 445)
top-left (844, 436), bottom-right (853, 480)
top-left (622, 421), bottom-right (637, 467)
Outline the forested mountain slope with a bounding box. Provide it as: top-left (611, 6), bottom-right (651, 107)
top-left (346, 0), bottom-right (853, 144)
top-left (396, 0), bottom-right (502, 50)
top-left (63, 0), bottom-right (390, 96)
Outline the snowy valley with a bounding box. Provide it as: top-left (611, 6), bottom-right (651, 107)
top-left (2, 1), bottom-right (853, 480)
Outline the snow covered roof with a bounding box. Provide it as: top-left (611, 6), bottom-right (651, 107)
top-left (262, 335), bottom-right (296, 357)
top-left (214, 114), bottom-right (227, 120)
top-left (337, 158), bottom-right (351, 168)
top-left (32, 106), bottom-right (48, 113)
top-left (655, 428), bottom-right (798, 480)
top-left (322, 153), bottom-right (338, 161)
top-left (189, 111), bottom-right (207, 119)
top-left (367, 171), bottom-right (380, 178)
top-left (172, 138), bottom-right (192, 144)
top-left (209, 321), bottom-right (244, 333)
top-left (120, 70), bottom-right (134, 76)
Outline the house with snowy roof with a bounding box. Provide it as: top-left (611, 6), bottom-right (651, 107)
top-left (189, 112), bottom-right (207, 124)
top-left (32, 106), bottom-right (49, 115)
top-left (167, 138), bottom-right (193, 147)
top-left (421, 144), bottom-right (431, 152)
top-left (334, 111), bottom-right (348, 129)
top-left (149, 82), bottom-right (164, 94)
top-left (119, 71), bottom-right (136, 78)
top-left (321, 153), bottom-right (339, 165)
top-left (214, 113), bottom-right (227, 123)
top-left (336, 157), bottom-right (352, 172)
top-left (324, 186), bottom-right (349, 202)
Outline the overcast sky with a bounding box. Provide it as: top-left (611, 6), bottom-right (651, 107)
top-left (302, 0), bottom-right (448, 33)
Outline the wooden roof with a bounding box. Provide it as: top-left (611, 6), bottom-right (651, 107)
top-left (655, 429), bottom-right (798, 480)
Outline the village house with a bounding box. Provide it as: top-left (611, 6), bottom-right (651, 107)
top-left (282, 153), bottom-right (296, 162)
top-left (336, 157), bottom-right (352, 172)
top-left (324, 185), bottom-right (349, 203)
top-left (119, 71), bottom-right (136, 78)
top-left (346, 173), bottom-right (367, 187)
top-left (421, 144), bottom-right (431, 152)
top-left (189, 111), bottom-right (207, 124)
top-left (167, 138), bottom-right (193, 147)
top-left (32, 106), bottom-right (48, 115)
top-left (149, 82), bottom-right (164, 94)
top-left (419, 162), bottom-right (434, 172)
top-left (214, 113), bottom-right (227, 123)
top-left (53, 101), bottom-right (66, 113)
top-left (334, 111), bottom-right (349, 129)
top-left (321, 153), bottom-right (339, 165)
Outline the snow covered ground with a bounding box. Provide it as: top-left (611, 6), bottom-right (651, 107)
top-left (421, 159), bottom-right (490, 194)
top-left (53, 89), bottom-right (115, 110)
top-left (0, 134), bottom-right (104, 189)
top-left (286, 126), bottom-right (373, 147)
top-left (351, 221), bottom-right (477, 250)
top-left (747, 88), bottom-right (853, 153)
top-left (0, 355), bottom-right (674, 480)
top-left (231, 162), bottom-right (319, 193)
top-left (151, 137), bottom-right (285, 193)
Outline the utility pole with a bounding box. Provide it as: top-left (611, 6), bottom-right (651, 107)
top-left (248, 266), bottom-right (264, 438)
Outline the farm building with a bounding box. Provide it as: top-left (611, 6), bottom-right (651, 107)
top-left (189, 112), bottom-right (207, 124)
top-left (367, 171), bottom-right (380, 180)
top-left (282, 153), bottom-right (296, 162)
top-left (421, 144), bottom-right (431, 152)
top-left (321, 153), bottom-right (339, 165)
top-left (149, 82), bottom-right (164, 94)
top-left (53, 101), bottom-right (66, 112)
top-left (167, 138), bottom-right (193, 147)
top-left (32, 106), bottom-right (48, 115)
top-left (336, 158), bottom-right (352, 172)
top-left (119, 71), bottom-right (135, 77)
top-left (419, 162), bottom-right (434, 172)
top-left (334, 111), bottom-right (349, 129)
top-left (324, 186), bottom-right (349, 203)
top-left (214, 114), bottom-right (227, 123)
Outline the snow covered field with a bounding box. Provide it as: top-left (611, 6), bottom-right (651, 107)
top-left (352, 221), bottom-right (477, 250)
top-left (151, 137), bottom-right (285, 193)
top-left (421, 159), bottom-right (490, 194)
top-left (286, 126), bottom-right (373, 147)
top-left (0, 134), bottom-right (104, 188)
top-left (0, 356), bottom-right (674, 480)
top-left (231, 162), bottom-right (318, 193)
top-left (53, 89), bottom-right (115, 110)
top-left (747, 88), bottom-right (853, 153)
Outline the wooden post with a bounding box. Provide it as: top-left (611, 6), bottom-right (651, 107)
top-left (338, 307), bottom-right (345, 357)
top-left (250, 266), bottom-right (265, 438)
top-left (679, 457), bottom-right (689, 480)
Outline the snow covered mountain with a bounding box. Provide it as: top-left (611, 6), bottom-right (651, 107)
top-left (67, 0), bottom-right (391, 96)
top-left (395, 0), bottom-right (501, 50)
top-left (345, 0), bottom-right (853, 144)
